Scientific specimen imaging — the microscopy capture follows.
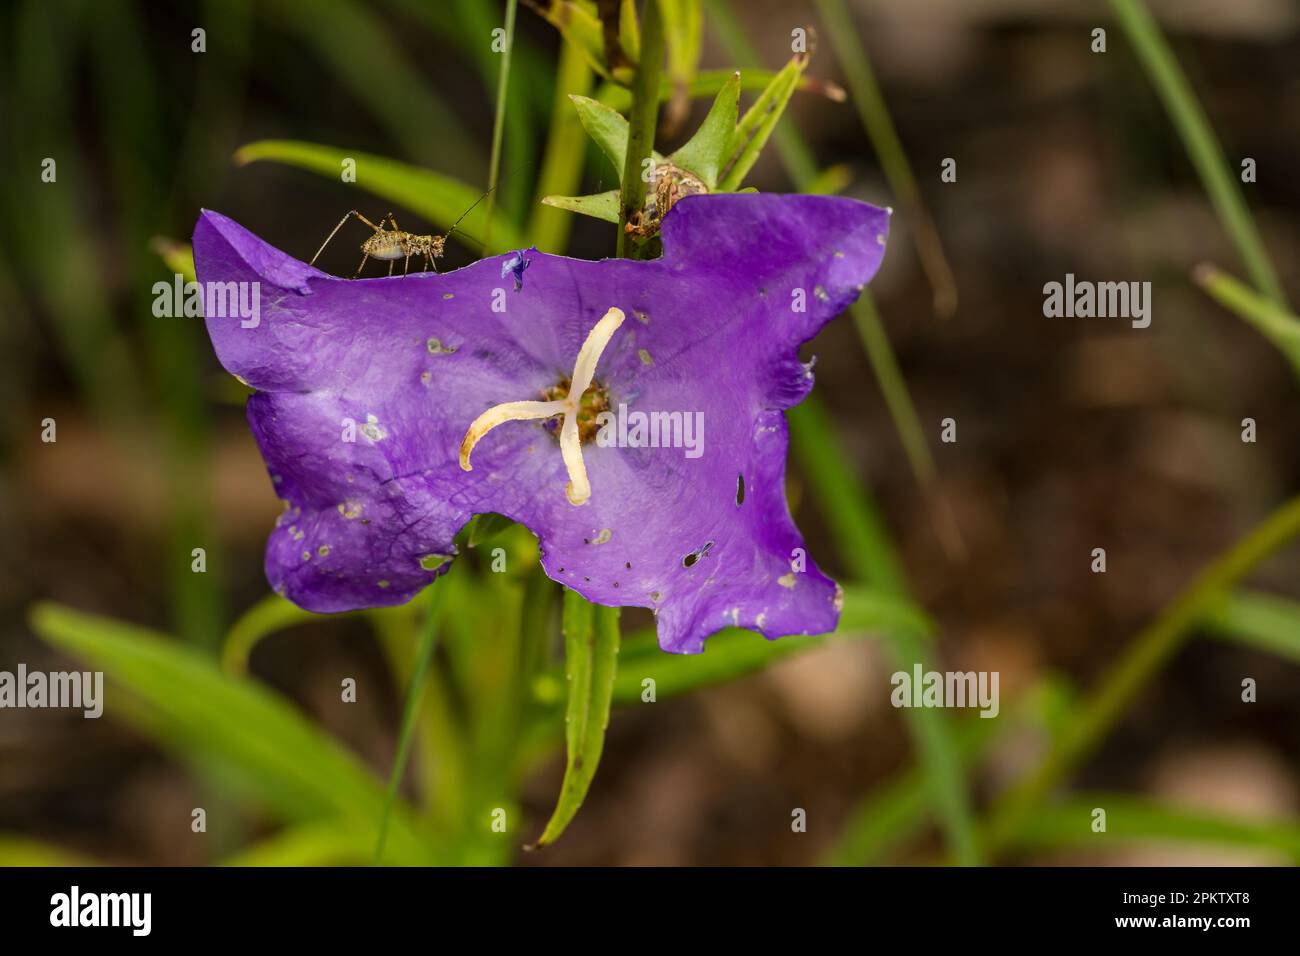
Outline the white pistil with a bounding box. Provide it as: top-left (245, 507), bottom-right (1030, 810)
top-left (459, 306), bottom-right (626, 506)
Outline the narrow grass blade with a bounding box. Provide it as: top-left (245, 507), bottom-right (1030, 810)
top-left (528, 40), bottom-right (596, 252)
top-left (482, 0), bottom-right (519, 252)
top-left (234, 140), bottom-right (526, 252)
top-left (656, 0), bottom-right (703, 136)
top-left (1193, 263), bottom-right (1300, 377)
top-left (531, 592), bottom-right (621, 847)
top-left (824, 678), bottom-right (1075, 865)
top-left (813, 0), bottom-right (958, 318)
top-left (375, 586), bottom-right (447, 861)
top-left (786, 397), bottom-right (906, 591)
top-left (706, 0), bottom-right (949, 553)
top-left (1109, 0), bottom-right (1287, 307)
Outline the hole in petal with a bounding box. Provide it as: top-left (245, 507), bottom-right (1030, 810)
top-left (736, 474), bottom-right (745, 506)
top-left (682, 540), bottom-right (714, 568)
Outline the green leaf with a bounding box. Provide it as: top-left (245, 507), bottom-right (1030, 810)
top-left (30, 602), bottom-right (437, 865)
top-left (541, 189), bottom-right (621, 224)
top-left (717, 53), bottom-right (807, 192)
top-left (1203, 589), bottom-right (1300, 665)
top-left (569, 93), bottom-right (630, 176)
top-left (233, 140), bottom-right (525, 253)
top-left (668, 70), bottom-right (740, 189)
top-left (610, 586), bottom-right (930, 704)
top-left (532, 592), bottom-right (620, 847)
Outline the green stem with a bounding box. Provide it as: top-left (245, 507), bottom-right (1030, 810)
top-left (482, 0), bottom-right (518, 252)
top-left (706, 0), bottom-right (949, 551)
top-left (985, 493), bottom-right (1300, 853)
top-left (813, 0), bottom-right (957, 318)
top-left (1109, 0), bottom-right (1287, 307)
top-left (616, 0), bottom-right (664, 257)
top-left (528, 38), bottom-right (595, 252)
top-left (375, 586), bottom-right (448, 862)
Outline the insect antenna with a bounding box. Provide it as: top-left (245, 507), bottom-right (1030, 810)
top-left (442, 161), bottom-right (534, 250)
top-left (442, 184), bottom-right (497, 247)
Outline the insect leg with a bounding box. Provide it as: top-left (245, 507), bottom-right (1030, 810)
top-left (353, 253), bottom-right (370, 279)
top-left (388, 260), bottom-right (395, 276)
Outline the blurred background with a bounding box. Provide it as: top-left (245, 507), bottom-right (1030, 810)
top-left (1, 0), bottom-right (1298, 866)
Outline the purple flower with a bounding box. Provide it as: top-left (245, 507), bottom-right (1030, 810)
top-left (193, 194), bottom-right (889, 653)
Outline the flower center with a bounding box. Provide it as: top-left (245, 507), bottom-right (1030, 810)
top-left (541, 378), bottom-right (610, 443)
top-left (459, 307), bottom-right (626, 506)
